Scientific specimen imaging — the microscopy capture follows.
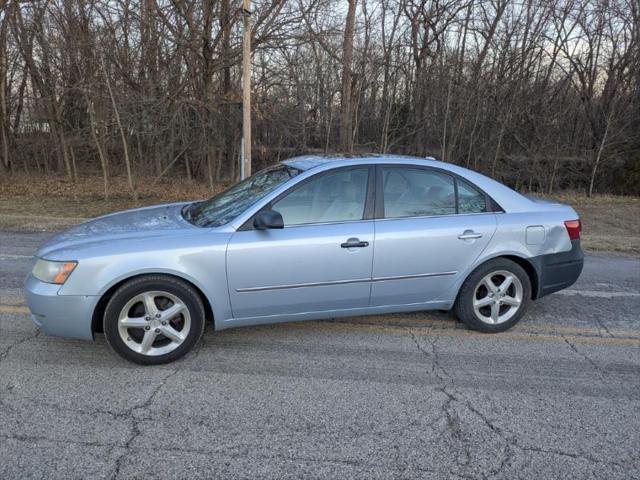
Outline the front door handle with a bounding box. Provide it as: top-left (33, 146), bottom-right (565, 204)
top-left (458, 230), bottom-right (483, 240)
top-left (341, 237), bottom-right (369, 248)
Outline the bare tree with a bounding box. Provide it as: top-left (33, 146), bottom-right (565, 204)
top-left (339, 0), bottom-right (357, 151)
top-left (0, 0), bottom-right (636, 195)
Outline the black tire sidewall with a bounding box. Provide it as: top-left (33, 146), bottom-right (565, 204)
top-left (455, 259), bottom-right (531, 333)
top-left (103, 275), bottom-right (205, 365)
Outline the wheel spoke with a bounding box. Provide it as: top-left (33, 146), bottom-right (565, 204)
top-left (120, 316), bottom-right (148, 329)
top-left (501, 295), bottom-right (520, 307)
top-left (498, 274), bottom-right (513, 292)
top-left (142, 293), bottom-right (159, 316)
top-left (140, 329), bottom-right (157, 353)
top-left (160, 302), bottom-right (186, 322)
top-left (482, 276), bottom-right (498, 293)
top-left (474, 296), bottom-right (493, 308)
top-left (490, 303), bottom-right (500, 323)
top-left (161, 324), bottom-right (185, 343)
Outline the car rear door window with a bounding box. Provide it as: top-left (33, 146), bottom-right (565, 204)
top-left (457, 179), bottom-right (487, 213)
top-left (273, 168), bottom-right (369, 226)
top-left (382, 167), bottom-right (456, 218)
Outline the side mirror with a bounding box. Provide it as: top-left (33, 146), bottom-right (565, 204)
top-left (253, 209), bottom-right (284, 230)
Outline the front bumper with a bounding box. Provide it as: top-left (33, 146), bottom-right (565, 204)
top-left (532, 240), bottom-right (584, 299)
top-left (25, 274), bottom-right (98, 340)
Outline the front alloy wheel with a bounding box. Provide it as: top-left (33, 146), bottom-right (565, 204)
top-left (104, 275), bottom-right (205, 365)
top-left (117, 291), bottom-right (191, 356)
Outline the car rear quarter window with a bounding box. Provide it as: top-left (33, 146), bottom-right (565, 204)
top-left (457, 179), bottom-right (487, 213)
top-left (382, 167), bottom-right (456, 218)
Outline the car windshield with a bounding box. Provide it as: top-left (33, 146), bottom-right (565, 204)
top-left (183, 164), bottom-right (301, 227)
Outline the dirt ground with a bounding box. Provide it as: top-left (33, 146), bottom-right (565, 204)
top-left (0, 173), bottom-right (638, 256)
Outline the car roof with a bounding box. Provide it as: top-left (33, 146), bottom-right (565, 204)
top-left (282, 154), bottom-right (437, 171)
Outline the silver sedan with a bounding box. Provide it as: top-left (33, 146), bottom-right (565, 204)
top-left (25, 155), bottom-right (584, 364)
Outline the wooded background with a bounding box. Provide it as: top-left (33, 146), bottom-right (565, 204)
top-left (0, 0), bottom-right (638, 198)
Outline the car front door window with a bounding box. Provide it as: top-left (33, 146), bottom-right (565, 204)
top-left (273, 168), bottom-right (369, 226)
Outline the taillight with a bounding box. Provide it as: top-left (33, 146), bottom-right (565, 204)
top-left (564, 219), bottom-right (581, 240)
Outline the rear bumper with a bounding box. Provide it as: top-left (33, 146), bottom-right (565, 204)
top-left (532, 240), bottom-right (584, 299)
top-left (24, 274), bottom-right (97, 340)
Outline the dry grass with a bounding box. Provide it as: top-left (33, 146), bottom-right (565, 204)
top-left (1, 173), bottom-right (638, 256)
top-left (547, 191), bottom-right (640, 256)
top-left (0, 173), bottom-right (228, 231)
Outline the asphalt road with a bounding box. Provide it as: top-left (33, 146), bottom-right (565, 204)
top-left (1, 230), bottom-right (639, 480)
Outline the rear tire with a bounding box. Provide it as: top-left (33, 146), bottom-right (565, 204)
top-left (103, 275), bottom-right (205, 365)
top-left (455, 258), bottom-right (531, 333)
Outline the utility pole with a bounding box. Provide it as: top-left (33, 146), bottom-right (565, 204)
top-left (241, 0), bottom-right (252, 179)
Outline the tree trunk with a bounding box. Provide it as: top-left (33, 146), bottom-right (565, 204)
top-left (86, 93), bottom-right (109, 199)
top-left (0, 25), bottom-right (9, 173)
top-left (588, 113), bottom-right (611, 197)
top-left (102, 56), bottom-right (137, 201)
top-left (220, 0), bottom-right (235, 178)
top-left (339, 0), bottom-right (357, 152)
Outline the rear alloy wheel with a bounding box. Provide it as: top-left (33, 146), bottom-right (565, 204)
top-left (104, 275), bottom-right (205, 365)
top-left (455, 259), bottom-right (531, 333)
top-left (473, 271), bottom-right (523, 325)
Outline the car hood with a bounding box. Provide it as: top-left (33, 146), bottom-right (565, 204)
top-left (37, 202), bottom-right (198, 258)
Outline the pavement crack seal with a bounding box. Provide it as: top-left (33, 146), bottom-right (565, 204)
top-left (1, 432), bottom-right (118, 450)
top-left (407, 327), bottom-right (517, 478)
top-left (109, 327), bottom-right (209, 479)
top-left (2, 326), bottom-right (209, 480)
top-left (109, 366), bottom-right (181, 480)
top-left (0, 328), bottom-right (41, 364)
top-left (594, 316), bottom-right (615, 338)
top-left (561, 335), bottom-right (607, 378)
top-left (408, 327), bottom-right (631, 477)
top-left (407, 329), bottom-right (484, 472)
top-left (518, 445), bottom-right (629, 470)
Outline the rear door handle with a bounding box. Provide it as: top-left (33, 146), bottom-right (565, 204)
top-left (341, 237), bottom-right (369, 248)
top-left (458, 230), bottom-right (483, 240)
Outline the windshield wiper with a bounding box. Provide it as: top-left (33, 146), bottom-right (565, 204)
top-left (181, 203), bottom-right (196, 223)
top-left (283, 165), bottom-right (302, 178)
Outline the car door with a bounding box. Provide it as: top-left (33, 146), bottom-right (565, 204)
top-left (226, 166), bottom-right (375, 319)
top-left (370, 166), bottom-right (497, 307)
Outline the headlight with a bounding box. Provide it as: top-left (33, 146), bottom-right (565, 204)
top-left (32, 259), bottom-right (78, 284)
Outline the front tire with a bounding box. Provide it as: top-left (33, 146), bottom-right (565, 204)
top-left (103, 275), bottom-right (205, 365)
top-left (455, 258), bottom-right (531, 333)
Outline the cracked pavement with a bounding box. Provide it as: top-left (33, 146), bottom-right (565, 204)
top-left (1, 230), bottom-right (639, 479)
